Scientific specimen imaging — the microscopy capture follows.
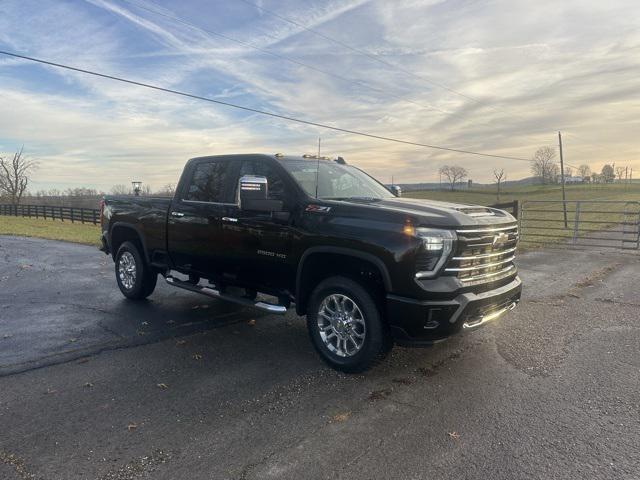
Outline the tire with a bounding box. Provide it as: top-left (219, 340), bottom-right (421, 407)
top-left (306, 276), bottom-right (391, 373)
top-left (115, 241), bottom-right (157, 300)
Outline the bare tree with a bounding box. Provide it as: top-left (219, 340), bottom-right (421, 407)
top-left (564, 166), bottom-right (573, 178)
top-left (439, 165), bottom-right (468, 191)
top-left (141, 184), bottom-right (152, 196)
top-left (493, 168), bottom-right (506, 202)
top-left (615, 166), bottom-right (626, 181)
top-left (577, 164), bottom-right (591, 179)
top-left (111, 184), bottom-right (130, 195)
top-left (601, 164), bottom-right (615, 183)
top-left (531, 146), bottom-right (557, 184)
top-left (0, 147), bottom-right (37, 204)
top-left (156, 183), bottom-right (176, 197)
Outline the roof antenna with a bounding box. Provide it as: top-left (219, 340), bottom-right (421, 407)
top-left (315, 137), bottom-right (321, 198)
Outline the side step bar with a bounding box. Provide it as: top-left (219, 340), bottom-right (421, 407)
top-left (165, 275), bottom-right (287, 315)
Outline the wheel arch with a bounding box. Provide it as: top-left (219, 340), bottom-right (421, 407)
top-left (295, 247), bottom-right (392, 316)
top-left (109, 223), bottom-right (149, 262)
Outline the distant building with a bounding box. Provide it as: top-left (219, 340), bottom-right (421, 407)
top-left (560, 176), bottom-right (584, 184)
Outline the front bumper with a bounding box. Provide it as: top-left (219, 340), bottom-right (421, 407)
top-left (387, 276), bottom-right (522, 346)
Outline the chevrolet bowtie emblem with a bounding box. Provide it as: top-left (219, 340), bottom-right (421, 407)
top-left (492, 232), bottom-right (509, 247)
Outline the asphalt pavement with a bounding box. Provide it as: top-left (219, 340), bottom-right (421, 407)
top-left (0, 236), bottom-right (638, 479)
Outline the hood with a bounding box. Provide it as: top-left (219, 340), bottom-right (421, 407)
top-left (327, 197), bottom-right (516, 228)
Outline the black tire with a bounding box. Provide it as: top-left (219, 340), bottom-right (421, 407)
top-left (115, 241), bottom-right (157, 300)
top-left (306, 276), bottom-right (391, 373)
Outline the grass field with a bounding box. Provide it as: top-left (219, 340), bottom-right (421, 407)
top-left (1, 184), bottom-right (639, 249)
top-left (0, 216), bottom-right (100, 246)
top-left (405, 182), bottom-right (640, 205)
top-left (407, 183), bottom-right (640, 249)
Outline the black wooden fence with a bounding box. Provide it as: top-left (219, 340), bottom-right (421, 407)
top-left (0, 200), bottom-right (518, 226)
top-left (0, 204), bottom-right (100, 225)
top-left (489, 200), bottom-right (519, 219)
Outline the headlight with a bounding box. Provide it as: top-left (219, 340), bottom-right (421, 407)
top-left (414, 228), bottom-right (456, 279)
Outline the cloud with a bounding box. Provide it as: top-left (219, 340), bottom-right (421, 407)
top-left (0, 0), bottom-right (639, 190)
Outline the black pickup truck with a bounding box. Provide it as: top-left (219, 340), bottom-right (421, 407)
top-left (100, 153), bottom-right (521, 372)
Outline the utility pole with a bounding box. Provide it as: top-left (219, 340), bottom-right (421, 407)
top-left (317, 137), bottom-right (321, 157)
top-left (558, 131), bottom-right (568, 228)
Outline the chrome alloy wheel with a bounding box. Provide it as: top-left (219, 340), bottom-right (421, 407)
top-left (118, 251), bottom-right (137, 290)
top-left (317, 294), bottom-right (366, 357)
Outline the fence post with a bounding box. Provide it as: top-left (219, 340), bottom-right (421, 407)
top-left (71, 207), bottom-right (75, 223)
top-left (572, 202), bottom-right (581, 244)
top-left (80, 207), bottom-right (85, 224)
top-left (92, 209), bottom-right (97, 225)
top-left (512, 200), bottom-right (519, 219)
top-left (60, 206), bottom-right (64, 222)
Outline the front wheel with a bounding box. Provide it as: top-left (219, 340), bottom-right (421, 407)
top-left (306, 276), bottom-right (391, 373)
top-left (115, 241), bottom-right (157, 300)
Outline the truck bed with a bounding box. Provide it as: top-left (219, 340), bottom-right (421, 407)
top-left (102, 195), bottom-right (172, 260)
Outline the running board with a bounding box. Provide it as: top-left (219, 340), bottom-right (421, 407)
top-left (165, 276), bottom-right (287, 315)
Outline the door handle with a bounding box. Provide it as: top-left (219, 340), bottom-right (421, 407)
top-left (222, 217), bottom-right (238, 223)
top-left (171, 211), bottom-right (185, 217)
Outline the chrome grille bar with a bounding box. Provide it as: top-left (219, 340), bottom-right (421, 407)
top-left (445, 255), bottom-right (516, 273)
top-left (452, 247), bottom-right (517, 261)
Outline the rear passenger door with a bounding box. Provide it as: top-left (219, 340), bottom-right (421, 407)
top-left (167, 157), bottom-right (239, 278)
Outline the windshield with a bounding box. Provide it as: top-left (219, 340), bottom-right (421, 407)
top-left (281, 159), bottom-right (394, 200)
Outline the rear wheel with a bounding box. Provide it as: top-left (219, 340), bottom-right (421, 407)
top-left (307, 276), bottom-right (391, 373)
top-left (115, 241), bottom-right (157, 300)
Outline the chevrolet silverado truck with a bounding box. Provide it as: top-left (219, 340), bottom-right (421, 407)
top-left (100, 153), bottom-right (521, 372)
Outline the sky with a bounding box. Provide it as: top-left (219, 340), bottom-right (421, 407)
top-left (0, 0), bottom-right (639, 192)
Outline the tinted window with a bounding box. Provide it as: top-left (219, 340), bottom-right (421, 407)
top-left (185, 160), bottom-right (233, 203)
top-left (239, 160), bottom-right (287, 201)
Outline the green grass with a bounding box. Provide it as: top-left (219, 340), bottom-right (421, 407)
top-left (0, 216), bottom-right (100, 246)
top-left (405, 182), bottom-right (640, 205)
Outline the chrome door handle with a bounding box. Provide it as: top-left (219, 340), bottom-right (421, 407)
top-left (171, 211), bottom-right (185, 217)
top-left (222, 217), bottom-right (238, 223)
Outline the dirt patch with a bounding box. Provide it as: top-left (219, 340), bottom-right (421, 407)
top-left (97, 449), bottom-right (172, 480)
top-left (368, 389), bottom-right (392, 402)
top-left (0, 451), bottom-right (36, 480)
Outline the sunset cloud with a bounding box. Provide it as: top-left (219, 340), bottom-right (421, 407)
top-left (0, 0), bottom-right (638, 191)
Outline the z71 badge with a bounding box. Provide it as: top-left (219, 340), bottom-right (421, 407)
top-left (305, 204), bottom-right (332, 213)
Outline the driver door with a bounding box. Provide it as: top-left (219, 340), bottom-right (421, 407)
top-left (222, 159), bottom-right (296, 292)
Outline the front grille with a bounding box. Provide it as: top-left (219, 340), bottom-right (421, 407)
top-left (446, 224), bottom-right (519, 283)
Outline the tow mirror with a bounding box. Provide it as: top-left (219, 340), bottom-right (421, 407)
top-left (390, 185), bottom-right (402, 197)
top-left (239, 175), bottom-right (284, 212)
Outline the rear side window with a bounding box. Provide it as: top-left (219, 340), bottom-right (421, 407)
top-left (239, 160), bottom-right (287, 201)
top-left (185, 160), bottom-right (234, 203)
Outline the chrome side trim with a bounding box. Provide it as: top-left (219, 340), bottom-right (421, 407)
top-left (165, 276), bottom-right (287, 314)
top-left (445, 255), bottom-right (515, 272)
top-left (452, 247), bottom-right (517, 261)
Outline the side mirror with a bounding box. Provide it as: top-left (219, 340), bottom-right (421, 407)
top-left (390, 185), bottom-right (402, 197)
top-left (239, 175), bottom-right (284, 212)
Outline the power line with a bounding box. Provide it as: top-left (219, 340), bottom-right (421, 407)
top-left (119, 0), bottom-right (448, 114)
top-left (0, 50), bottom-right (532, 162)
top-left (239, 0), bottom-right (598, 154)
top-left (238, 0), bottom-right (483, 105)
